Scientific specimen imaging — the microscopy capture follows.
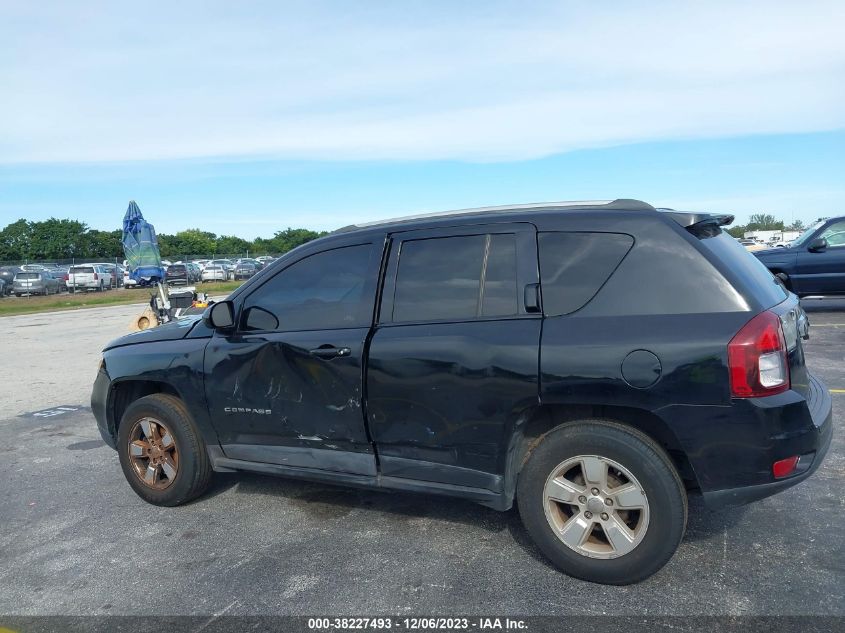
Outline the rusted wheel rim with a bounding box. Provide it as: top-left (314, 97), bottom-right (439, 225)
top-left (127, 417), bottom-right (179, 490)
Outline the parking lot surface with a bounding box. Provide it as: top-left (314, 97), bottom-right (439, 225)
top-left (0, 299), bottom-right (843, 616)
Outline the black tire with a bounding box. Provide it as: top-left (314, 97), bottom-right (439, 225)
top-left (517, 419), bottom-right (687, 585)
top-left (117, 393), bottom-right (212, 506)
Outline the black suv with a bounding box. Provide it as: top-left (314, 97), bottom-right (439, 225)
top-left (91, 199), bottom-right (832, 585)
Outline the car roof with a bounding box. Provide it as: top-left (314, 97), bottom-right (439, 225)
top-left (332, 199), bottom-right (656, 234)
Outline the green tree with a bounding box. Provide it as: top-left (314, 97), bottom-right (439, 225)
top-left (84, 229), bottom-right (123, 259)
top-left (28, 218), bottom-right (89, 259)
top-left (746, 213), bottom-right (784, 231)
top-left (215, 235), bottom-right (251, 257)
top-left (787, 219), bottom-right (805, 232)
top-left (266, 227), bottom-right (326, 254)
top-left (0, 219), bottom-right (32, 260)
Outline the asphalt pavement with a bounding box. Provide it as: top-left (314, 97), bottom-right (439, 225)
top-left (0, 299), bottom-right (843, 616)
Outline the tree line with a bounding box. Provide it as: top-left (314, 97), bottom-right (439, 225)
top-left (0, 218), bottom-right (327, 262)
top-left (724, 213), bottom-right (816, 238)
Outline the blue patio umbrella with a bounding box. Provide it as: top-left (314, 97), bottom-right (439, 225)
top-left (122, 200), bottom-right (166, 283)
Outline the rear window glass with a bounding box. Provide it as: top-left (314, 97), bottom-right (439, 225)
top-left (70, 267), bottom-right (95, 274)
top-left (539, 232), bottom-right (634, 315)
top-left (16, 273), bottom-right (40, 280)
top-left (697, 232), bottom-right (787, 307)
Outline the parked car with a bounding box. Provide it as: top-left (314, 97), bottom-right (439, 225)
top-left (186, 262), bottom-right (202, 282)
top-left (0, 278), bottom-right (5, 296)
top-left (13, 271), bottom-right (59, 296)
top-left (236, 257), bottom-right (264, 271)
top-left (201, 265), bottom-right (228, 283)
top-left (165, 264), bottom-right (192, 285)
top-left (51, 266), bottom-right (69, 291)
top-left (67, 265), bottom-right (111, 291)
top-left (91, 199), bottom-right (831, 586)
top-left (255, 255), bottom-right (275, 265)
top-left (89, 263), bottom-right (121, 288)
top-left (754, 216), bottom-right (845, 296)
top-left (209, 259), bottom-right (236, 279)
top-left (233, 261), bottom-right (257, 280)
top-left (0, 266), bottom-right (21, 295)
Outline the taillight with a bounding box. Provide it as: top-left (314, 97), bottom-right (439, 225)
top-left (728, 311), bottom-right (789, 397)
top-left (94, 273), bottom-right (99, 280)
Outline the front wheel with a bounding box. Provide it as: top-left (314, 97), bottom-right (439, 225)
top-left (117, 394), bottom-right (212, 506)
top-left (517, 420), bottom-right (687, 585)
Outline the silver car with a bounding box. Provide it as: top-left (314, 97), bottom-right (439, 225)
top-left (13, 271), bottom-right (60, 296)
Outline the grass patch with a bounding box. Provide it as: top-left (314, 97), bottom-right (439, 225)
top-left (0, 280), bottom-right (244, 318)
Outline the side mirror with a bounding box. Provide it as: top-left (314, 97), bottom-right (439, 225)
top-left (808, 237), bottom-right (828, 253)
top-left (202, 300), bottom-right (235, 329)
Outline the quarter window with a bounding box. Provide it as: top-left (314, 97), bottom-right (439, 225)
top-left (392, 233), bottom-right (519, 322)
top-left (242, 244), bottom-right (372, 331)
top-left (539, 232), bottom-right (634, 315)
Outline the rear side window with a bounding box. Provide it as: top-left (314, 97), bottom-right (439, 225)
top-left (539, 232), bottom-right (634, 315)
top-left (697, 232), bottom-right (786, 307)
top-left (392, 233), bottom-right (519, 322)
top-left (242, 244), bottom-right (372, 332)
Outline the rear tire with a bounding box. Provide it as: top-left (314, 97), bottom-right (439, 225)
top-left (517, 419), bottom-right (687, 585)
top-left (117, 394), bottom-right (212, 506)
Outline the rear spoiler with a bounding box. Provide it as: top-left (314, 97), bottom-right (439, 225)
top-left (658, 208), bottom-right (735, 238)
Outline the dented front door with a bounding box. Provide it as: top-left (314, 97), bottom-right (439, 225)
top-left (202, 239), bottom-right (382, 476)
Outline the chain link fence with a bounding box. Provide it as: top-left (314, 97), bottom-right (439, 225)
top-left (0, 253), bottom-right (277, 298)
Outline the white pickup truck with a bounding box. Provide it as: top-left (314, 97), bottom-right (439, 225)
top-left (67, 265), bottom-right (111, 291)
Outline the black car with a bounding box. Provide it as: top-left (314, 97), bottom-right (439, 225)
top-left (0, 266), bottom-right (21, 295)
top-left (91, 199), bottom-right (832, 585)
top-left (233, 261), bottom-right (257, 279)
top-left (754, 216), bottom-right (845, 296)
top-left (165, 264), bottom-right (190, 285)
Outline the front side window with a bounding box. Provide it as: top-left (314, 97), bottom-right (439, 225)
top-left (820, 220), bottom-right (845, 247)
top-left (392, 233), bottom-right (519, 322)
top-left (241, 244), bottom-right (372, 332)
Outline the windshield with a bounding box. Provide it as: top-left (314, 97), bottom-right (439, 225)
top-left (790, 221), bottom-right (825, 247)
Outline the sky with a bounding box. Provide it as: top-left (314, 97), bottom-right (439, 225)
top-left (1, 0), bottom-right (844, 237)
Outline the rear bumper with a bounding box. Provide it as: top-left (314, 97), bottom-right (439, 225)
top-left (700, 372), bottom-right (833, 509)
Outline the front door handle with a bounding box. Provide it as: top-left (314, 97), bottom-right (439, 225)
top-left (309, 346), bottom-right (351, 359)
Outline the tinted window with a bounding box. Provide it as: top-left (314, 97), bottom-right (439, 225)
top-left (392, 233), bottom-right (519, 322)
top-left (481, 234), bottom-right (518, 316)
top-left (539, 232), bottom-right (634, 315)
top-left (697, 231), bottom-right (786, 306)
top-left (242, 244), bottom-right (372, 332)
top-left (16, 273), bottom-right (40, 280)
top-left (69, 267), bottom-right (95, 274)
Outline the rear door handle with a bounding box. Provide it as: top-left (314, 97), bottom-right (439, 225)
top-left (309, 346), bottom-right (351, 359)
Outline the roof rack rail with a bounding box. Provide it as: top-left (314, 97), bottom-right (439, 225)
top-left (334, 198), bottom-right (655, 233)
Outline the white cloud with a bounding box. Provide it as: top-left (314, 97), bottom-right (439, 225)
top-left (1, 0), bottom-right (844, 164)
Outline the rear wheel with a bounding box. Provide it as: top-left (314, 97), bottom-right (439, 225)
top-left (517, 420), bottom-right (687, 585)
top-left (117, 394), bottom-right (212, 506)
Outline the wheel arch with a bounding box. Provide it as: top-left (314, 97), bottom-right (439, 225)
top-left (107, 379), bottom-right (182, 441)
top-left (503, 403), bottom-right (699, 508)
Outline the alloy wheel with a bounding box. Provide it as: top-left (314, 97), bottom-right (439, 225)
top-left (543, 455), bottom-right (650, 559)
top-left (126, 417), bottom-right (180, 490)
